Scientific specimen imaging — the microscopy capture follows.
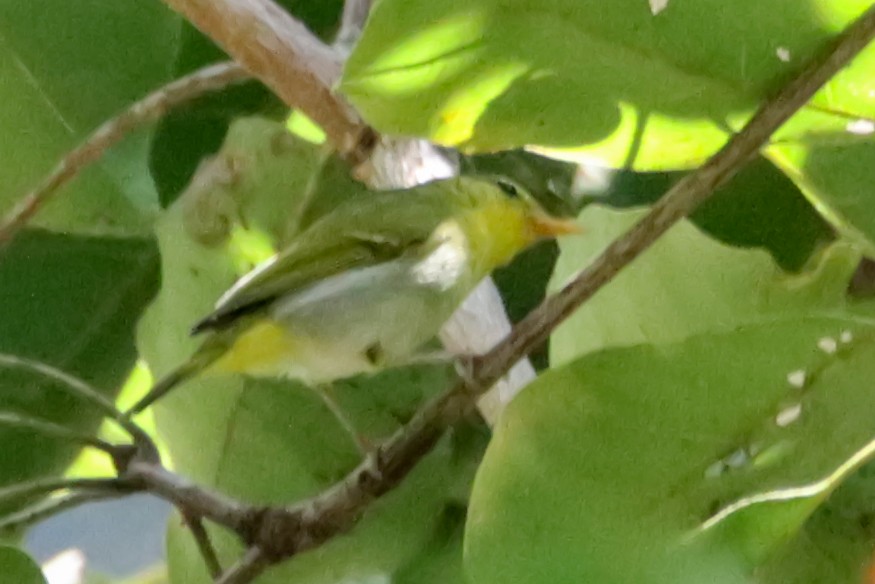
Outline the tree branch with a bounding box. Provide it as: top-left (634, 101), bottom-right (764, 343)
top-left (0, 412), bottom-right (117, 453)
top-left (0, 491), bottom-right (121, 534)
top-left (160, 0), bottom-right (375, 164)
top-left (0, 61), bottom-right (251, 247)
top-left (181, 510), bottom-right (224, 579)
top-left (334, 0), bottom-right (373, 54)
top-left (126, 462), bottom-right (258, 535)
top-left (215, 547), bottom-right (270, 584)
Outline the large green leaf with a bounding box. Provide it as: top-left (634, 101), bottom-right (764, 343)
top-left (0, 547), bottom-right (46, 584)
top-left (0, 231), bottom-right (158, 502)
top-left (0, 0), bottom-right (179, 234)
top-left (341, 0), bottom-right (874, 170)
top-left (550, 205), bottom-right (859, 364)
top-left (466, 317), bottom-right (875, 584)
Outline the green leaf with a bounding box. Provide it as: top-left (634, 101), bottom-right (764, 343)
top-left (0, 547), bottom-right (46, 584)
top-left (756, 464), bottom-right (875, 583)
top-left (394, 504), bottom-right (467, 584)
top-left (341, 0), bottom-right (874, 170)
top-left (465, 317), bottom-right (875, 584)
top-left (550, 205), bottom-right (859, 364)
top-left (0, 231), bottom-right (158, 502)
top-left (0, 0), bottom-right (179, 234)
top-left (595, 158), bottom-right (834, 271)
top-left (767, 142), bottom-right (875, 257)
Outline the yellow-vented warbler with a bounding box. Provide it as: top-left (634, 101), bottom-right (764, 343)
top-left (128, 176), bottom-right (579, 414)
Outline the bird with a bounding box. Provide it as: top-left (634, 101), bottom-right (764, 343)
top-left (127, 176), bottom-right (579, 415)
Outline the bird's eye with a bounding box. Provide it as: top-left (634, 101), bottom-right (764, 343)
top-left (496, 179), bottom-right (519, 198)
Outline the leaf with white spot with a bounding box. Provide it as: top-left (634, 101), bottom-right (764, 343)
top-left (466, 317), bottom-right (875, 583)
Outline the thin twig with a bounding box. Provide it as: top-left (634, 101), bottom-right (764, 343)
top-left (0, 477), bottom-right (131, 504)
top-left (334, 0), bottom-right (373, 53)
top-left (181, 510), bottom-right (223, 579)
top-left (0, 491), bottom-right (122, 533)
top-left (0, 61), bottom-right (250, 247)
top-left (0, 354), bottom-right (151, 445)
top-left (0, 412), bottom-right (117, 453)
top-left (215, 547), bottom-right (270, 584)
top-left (160, 0), bottom-right (374, 164)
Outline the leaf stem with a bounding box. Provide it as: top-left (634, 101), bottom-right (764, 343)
top-left (0, 491), bottom-right (122, 534)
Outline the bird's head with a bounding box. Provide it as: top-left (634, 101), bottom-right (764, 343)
top-left (445, 176), bottom-right (581, 275)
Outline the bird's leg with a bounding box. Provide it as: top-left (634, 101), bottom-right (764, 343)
top-left (312, 383), bottom-right (373, 456)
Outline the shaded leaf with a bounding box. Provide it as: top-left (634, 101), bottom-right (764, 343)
top-left (0, 546), bottom-right (46, 584)
top-left (767, 141), bottom-right (875, 257)
top-left (755, 464), bottom-right (875, 583)
top-left (466, 317), bottom-right (875, 584)
top-left (0, 231), bottom-right (158, 504)
top-left (593, 157), bottom-right (834, 271)
top-left (0, 0), bottom-right (179, 234)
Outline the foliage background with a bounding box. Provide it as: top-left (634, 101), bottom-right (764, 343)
top-left (1, 0), bottom-right (874, 583)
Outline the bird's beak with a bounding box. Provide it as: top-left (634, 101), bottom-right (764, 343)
top-left (529, 212), bottom-right (583, 239)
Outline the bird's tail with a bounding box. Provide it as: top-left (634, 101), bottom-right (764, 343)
top-left (125, 347), bottom-right (223, 416)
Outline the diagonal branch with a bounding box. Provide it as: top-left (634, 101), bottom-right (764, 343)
top-left (334, 0), bottom-right (373, 53)
top-left (216, 547), bottom-right (270, 584)
top-left (160, 0), bottom-right (375, 164)
top-left (0, 491), bottom-right (122, 534)
top-left (181, 510), bottom-right (224, 579)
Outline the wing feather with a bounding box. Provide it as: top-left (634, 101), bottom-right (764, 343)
top-left (190, 179), bottom-right (469, 334)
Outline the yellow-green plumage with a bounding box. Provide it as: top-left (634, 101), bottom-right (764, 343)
top-left (128, 176), bottom-right (577, 414)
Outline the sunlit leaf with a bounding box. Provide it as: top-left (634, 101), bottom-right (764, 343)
top-left (551, 205), bottom-right (858, 363)
top-left (342, 0), bottom-right (874, 170)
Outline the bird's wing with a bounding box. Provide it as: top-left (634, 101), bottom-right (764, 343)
top-left (191, 181), bottom-right (465, 334)
top-left (191, 230), bottom-right (422, 334)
